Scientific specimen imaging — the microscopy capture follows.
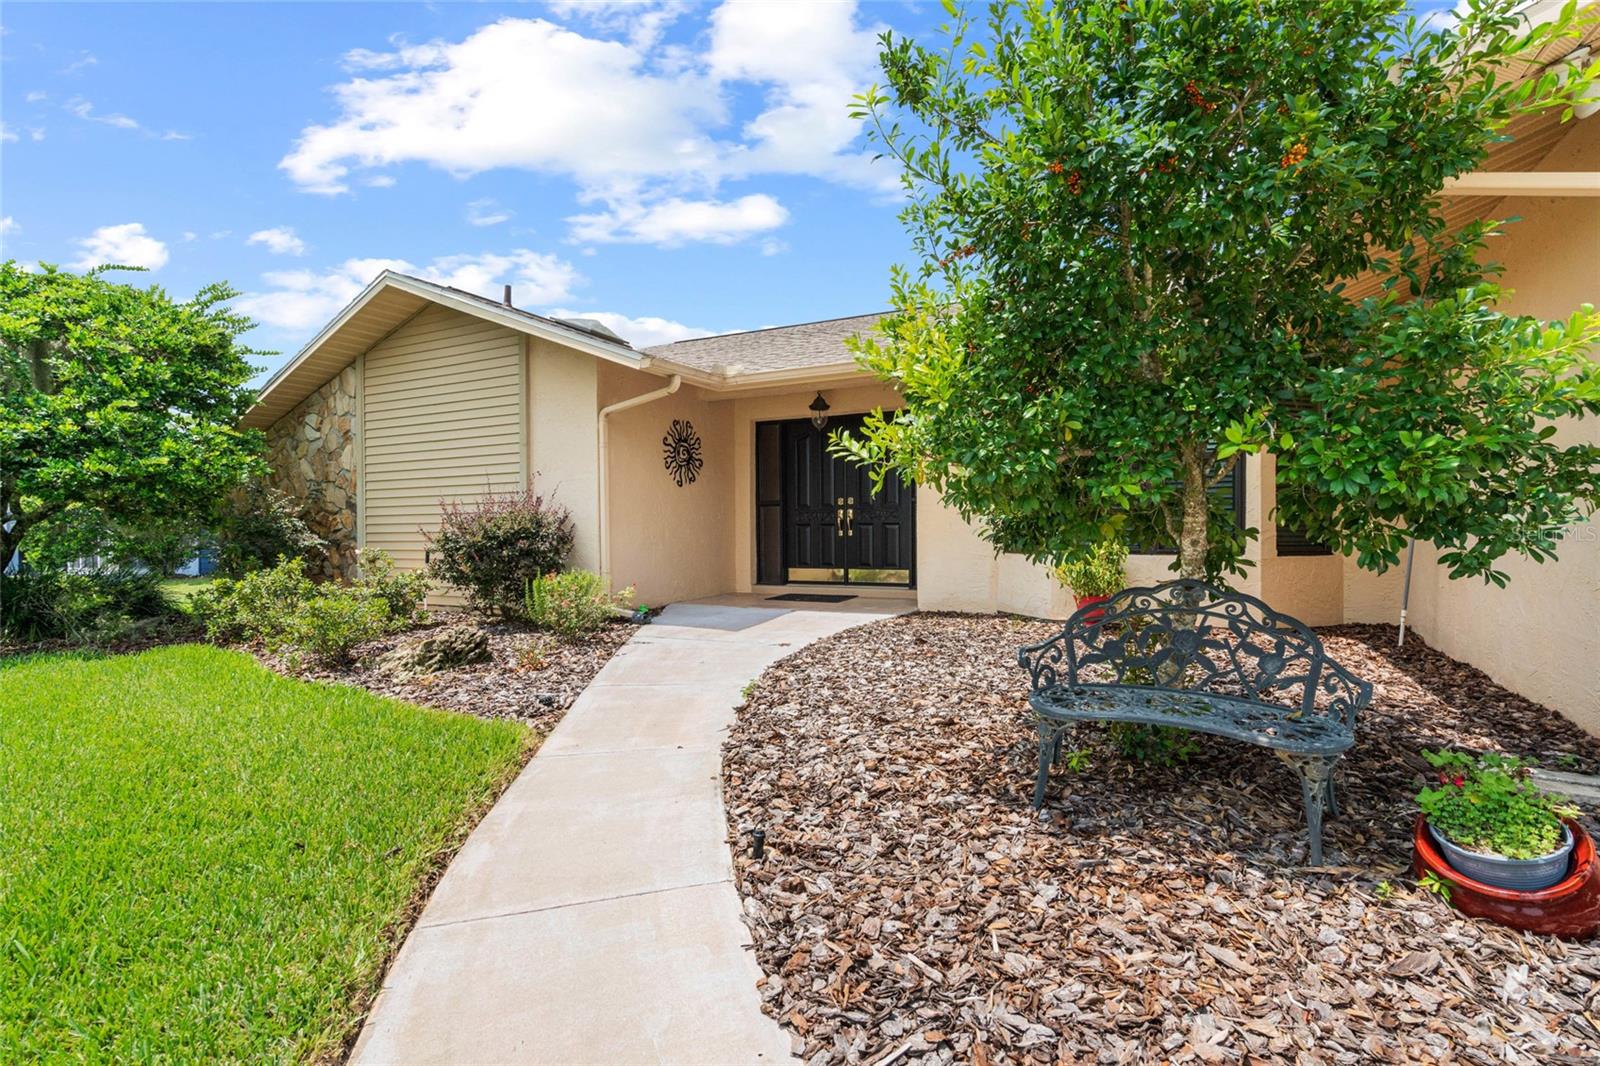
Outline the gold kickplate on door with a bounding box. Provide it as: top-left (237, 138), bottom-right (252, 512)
top-left (788, 567), bottom-right (846, 583)
top-left (847, 568), bottom-right (911, 585)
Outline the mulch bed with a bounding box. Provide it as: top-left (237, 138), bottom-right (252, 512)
top-left (264, 616), bottom-right (634, 733)
top-left (724, 613), bottom-right (1600, 1065)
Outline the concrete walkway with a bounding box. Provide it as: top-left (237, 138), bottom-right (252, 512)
top-left (352, 594), bottom-right (912, 1066)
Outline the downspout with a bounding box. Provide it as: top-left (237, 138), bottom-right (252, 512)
top-left (597, 373), bottom-right (681, 589)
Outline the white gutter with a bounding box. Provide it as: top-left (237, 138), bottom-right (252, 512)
top-left (597, 374), bottom-right (681, 589)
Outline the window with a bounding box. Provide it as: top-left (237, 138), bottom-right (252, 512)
top-left (1139, 461), bottom-right (1246, 555)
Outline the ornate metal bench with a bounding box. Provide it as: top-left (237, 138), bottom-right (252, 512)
top-left (1017, 580), bottom-right (1373, 865)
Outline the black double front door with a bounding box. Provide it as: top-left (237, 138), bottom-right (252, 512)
top-left (755, 414), bottom-right (915, 587)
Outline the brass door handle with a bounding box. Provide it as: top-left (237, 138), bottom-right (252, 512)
top-left (845, 507), bottom-right (855, 536)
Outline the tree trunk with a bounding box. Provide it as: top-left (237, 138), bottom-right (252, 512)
top-left (1177, 445), bottom-right (1209, 581)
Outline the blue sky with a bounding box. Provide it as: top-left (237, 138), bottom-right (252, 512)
top-left (1, 1), bottom-right (1465, 384)
top-left (1, 1), bottom-right (949, 382)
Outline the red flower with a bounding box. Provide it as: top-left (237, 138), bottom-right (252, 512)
top-left (1452, 775), bottom-right (1466, 788)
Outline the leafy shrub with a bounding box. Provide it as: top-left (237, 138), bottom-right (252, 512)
top-left (0, 566), bottom-right (184, 645)
top-left (1106, 722), bottom-right (1198, 767)
top-left (428, 488), bottom-right (574, 618)
top-left (190, 558), bottom-right (315, 643)
top-left (190, 553), bottom-right (422, 665)
top-left (357, 548), bottom-right (431, 626)
top-left (1418, 750), bottom-right (1577, 859)
top-left (1055, 538), bottom-right (1128, 599)
top-left (216, 481), bottom-right (326, 578)
top-left (524, 569), bottom-right (631, 638)
top-left (276, 590), bottom-right (391, 666)
top-left (26, 506), bottom-right (204, 576)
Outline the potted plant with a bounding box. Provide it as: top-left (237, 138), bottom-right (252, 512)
top-left (1417, 751), bottom-right (1579, 891)
top-left (1055, 538), bottom-right (1128, 624)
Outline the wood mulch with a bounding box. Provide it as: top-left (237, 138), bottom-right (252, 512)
top-left (263, 615), bottom-right (635, 734)
top-left (723, 613), bottom-right (1600, 1065)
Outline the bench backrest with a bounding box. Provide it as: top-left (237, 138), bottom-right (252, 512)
top-left (1018, 579), bottom-right (1371, 730)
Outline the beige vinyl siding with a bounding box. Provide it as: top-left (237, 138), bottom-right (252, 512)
top-left (361, 304), bottom-right (525, 573)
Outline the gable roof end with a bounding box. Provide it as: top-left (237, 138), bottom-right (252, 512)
top-left (241, 270), bottom-right (647, 429)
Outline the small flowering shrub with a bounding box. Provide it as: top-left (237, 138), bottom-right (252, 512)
top-left (428, 488), bottom-right (575, 618)
top-left (1417, 750), bottom-right (1577, 860)
top-left (524, 569), bottom-right (632, 638)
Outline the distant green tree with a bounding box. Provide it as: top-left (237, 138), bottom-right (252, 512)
top-left (843, 0), bottom-right (1600, 584)
top-left (0, 263), bottom-right (265, 565)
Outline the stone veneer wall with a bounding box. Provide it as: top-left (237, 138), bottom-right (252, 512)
top-left (264, 365), bottom-right (359, 579)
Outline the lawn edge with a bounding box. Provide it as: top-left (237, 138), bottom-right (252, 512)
top-left (308, 726), bottom-right (542, 1066)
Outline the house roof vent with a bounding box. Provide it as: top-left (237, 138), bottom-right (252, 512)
top-left (554, 316), bottom-right (629, 344)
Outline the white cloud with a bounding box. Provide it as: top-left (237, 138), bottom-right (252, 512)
top-left (28, 128), bottom-right (45, 142)
top-left (759, 237), bottom-right (788, 257)
top-left (67, 98), bottom-right (139, 130)
top-left (181, 231), bottom-right (197, 242)
top-left (547, 307), bottom-right (712, 348)
top-left (466, 198), bottom-right (513, 227)
top-left (704, 0), bottom-right (888, 187)
top-left (363, 174), bottom-right (397, 188)
top-left (547, 0), bottom-right (690, 50)
top-left (235, 250), bottom-right (583, 330)
top-left (247, 226), bottom-right (309, 256)
top-left (0, 123), bottom-right (15, 143)
top-left (60, 52), bottom-right (97, 75)
top-left (71, 223), bottom-right (170, 270)
top-left (25, 90), bottom-right (47, 104)
top-left (567, 193), bottom-right (786, 246)
top-left (1, 216), bottom-right (18, 236)
top-left (66, 97), bottom-right (187, 140)
top-left (278, 5), bottom-right (896, 243)
top-left (280, 18), bottom-right (723, 197)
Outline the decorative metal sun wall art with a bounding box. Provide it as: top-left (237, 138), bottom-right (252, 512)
top-left (662, 419), bottom-right (704, 487)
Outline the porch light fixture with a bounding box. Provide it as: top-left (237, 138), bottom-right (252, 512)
top-left (809, 391), bottom-right (831, 430)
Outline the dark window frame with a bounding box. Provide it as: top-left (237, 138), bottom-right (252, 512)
top-left (1138, 461), bottom-right (1247, 556)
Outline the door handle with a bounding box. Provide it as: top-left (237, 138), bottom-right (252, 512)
top-left (845, 506), bottom-right (854, 536)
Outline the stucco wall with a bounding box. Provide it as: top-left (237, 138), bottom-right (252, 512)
top-left (1373, 116), bottom-right (1600, 732)
top-left (602, 363), bottom-right (735, 605)
top-left (529, 337), bottom-right (601, 573)
top-left (263, 365), bottom-right (359, 579)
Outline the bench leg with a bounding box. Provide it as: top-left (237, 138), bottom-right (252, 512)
top-left (1033, 721), bottom-right (1062, 810)
top-left (1325, 776), bottom-right (1339, 819)
top-left (1278, 754), bottom-right (1336, 866)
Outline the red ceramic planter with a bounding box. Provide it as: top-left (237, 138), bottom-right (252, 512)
top-left (1074, 594), bottom-right (1111, 624)
top-left (1412, 815), bottom-right (1600, 940)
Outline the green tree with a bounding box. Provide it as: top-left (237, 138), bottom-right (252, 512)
top-left (843, 0), bottom-right (1600, 584)
top-left (1, 263), bottom-right (265, 565)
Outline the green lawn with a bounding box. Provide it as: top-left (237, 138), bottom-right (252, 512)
top-left (158, 575), bottom-right (214, 603)
top-left (0, 645), bottom-right (531, 1061)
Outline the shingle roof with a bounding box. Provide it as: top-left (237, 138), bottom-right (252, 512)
top-left (643, 312), bottom-right (884, 376)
